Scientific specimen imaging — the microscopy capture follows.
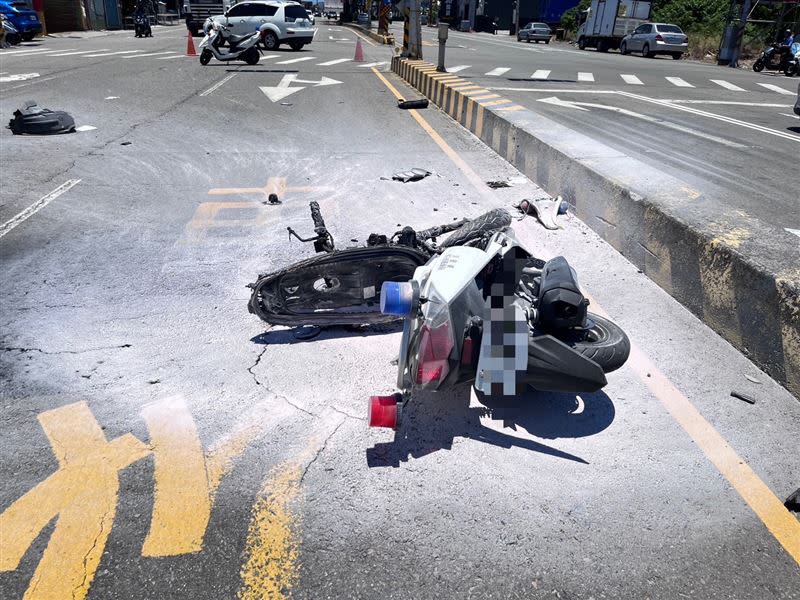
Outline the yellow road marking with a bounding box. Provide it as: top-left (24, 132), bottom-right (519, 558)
top-left (141, 396), bottom-right (211, 556)
top-left (0, 402), bottom-right (150, 600)
top-left (372, 67), bottom-right (493, 202)
top-left (349, 27), bottom-right (376, 47)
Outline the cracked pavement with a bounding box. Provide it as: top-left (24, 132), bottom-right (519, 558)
top-left (1, 25), bottom-right (799, 600)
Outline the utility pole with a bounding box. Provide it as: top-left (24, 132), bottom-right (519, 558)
top-left (400, 0), bottom-right (422, 58)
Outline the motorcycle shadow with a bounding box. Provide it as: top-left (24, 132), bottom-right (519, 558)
top-left (366, 386), bottom-right (615, 468)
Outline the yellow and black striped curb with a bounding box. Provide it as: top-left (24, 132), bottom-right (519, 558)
top-left (391, 56), bottom-right (800, 398)
top-left (341, 22), bottom-right (394, 45)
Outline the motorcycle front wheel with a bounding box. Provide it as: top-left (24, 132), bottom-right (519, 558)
top-left (551, 314), bottom-right (630, 373)
top-left (199, 49), bottom-right (212, 65)
top-left (753, 59), bottom-right (764, 72)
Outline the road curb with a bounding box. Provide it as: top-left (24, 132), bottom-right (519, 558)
top-left (391, 56), bottom-right (800, 397)
top-left (341, 22), bottom-right (395, 45)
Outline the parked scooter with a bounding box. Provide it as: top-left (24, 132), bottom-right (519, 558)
top-left (199, 21), bottom-right (260, 65)
top-left (783, 42), bottom-right (800, 76)
top-left (369, 214), bottom-right (630, 429)
top-left (1, 13), bottom-right (21, 46)
top-left (753, 43), bottom-right (795, 74)
top-left (133, 12), bottom-right (152, 38)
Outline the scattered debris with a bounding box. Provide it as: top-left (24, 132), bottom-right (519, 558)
top-left (515, 195), bottom-right (567, 230)
top-left (7, 100), bottom-right (75, 135)
top-left (148, 379), bottom-right (161, 385)
top-left (785, 488), bottom-right (800, 512)
top-left (264, 193), bottom-right (281, 205)
top-left (744, 374), bottom-right (762, 384)
top-left (487, 180), bottom-right (512, 189)
top-left (397, 98), bottom-right (429, 110)
top-left (392, 168), bottom-right (431, 183)
top-left (280, 102), bottom-right (293, 106)
top-left (120, 141), bottom-right (132, 146)
top-left (730, 391), bottom-right (756, 405)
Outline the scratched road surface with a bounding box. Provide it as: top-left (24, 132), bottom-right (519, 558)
top-left (1, 25), bottom-right (798, 600)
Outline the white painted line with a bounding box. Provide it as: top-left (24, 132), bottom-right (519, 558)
top-left (200, 72), bottom-right (236, 96)
top-left (531, 69), bottom-right (551, 80)
top-left (275, 56), bottom-right (316, 64)
top-left (84, 50), bottom-right (141, 57)
top-left (104, 96), bottom-right (119, 100)
top-left (156, 54), bottom-right (186, 60)
top-left (75, 125), bottom-right (97, 131)
top-left (621, 74), bottom-right (643, 85)
top-left (1, 47), bottom-right (53, 55)
top-left (757, 83), bottom-right (795, 95)
top-left (2, 48), bottom-right (75, 57)
top-left (0, 72), bottom-right (39, 83)
top-left (710, 79), bottom-right (746, 92)
top-left (780, 113), bottom-right (800, 119)
top-left (122, 51), bottom-right (174, 58)
top-left (260, 54), bottom-right (280, 59)
top-left (317, 58), bottom-right (350, 66)
top-left (665, 76), bottom-right (694, 88)
top-left (577, 72), bottom-right (594, 82)
top-left (0, 180), bottom-right (81, 240)
top-left (447, 65), bottom-right (470, 73)
top-left (357, 61), bottom-right (387, 67)
top-left (49, 49), bottom-right (108, 57)
top-left (666, 100), bottom-right (791, 107)
top-left (487, 87), bottom-right (619, 94)
top-left (485, 67), bottom-right (510, 76)
top-left (786, 228), bottom-right (800, 239)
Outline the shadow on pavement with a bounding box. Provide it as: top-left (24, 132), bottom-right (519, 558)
top-left (250, 322), bottom-right (402, 345)
top-left (366, 386), bottom-right (616, 468)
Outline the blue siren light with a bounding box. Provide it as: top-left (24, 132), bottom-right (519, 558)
top-left (380, 281), bottom-right (417, 316)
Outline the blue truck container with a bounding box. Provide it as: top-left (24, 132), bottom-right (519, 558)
top-left (0, 0), bottom-right (42, 40)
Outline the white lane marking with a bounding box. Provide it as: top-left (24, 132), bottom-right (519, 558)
top-left (104, 96), bottom-right (119, 100)
top-left (485, 67), bottom-right (510, 76)
top-left (84, 50), bottom-right (141, 57)
top-left (357, 61), bottom-right (387, 67)
top-left (786, 228), bottom-right (800, 239)
top-left (618, 91), bottom-right (800, 143)
top-left (665, 76), bottom-right (693, 88)
top-left (1, 48), bottom-right (75, 57)
top-left (75, 125), bottom-right (97, 131)
top-left (49, 49), bottom-right (108, 57)
top-left (531, 69), bottom-right (551, 80)
top-left (710, 79), bottom-right (746, 92)
top-left (122, 51), bottom-right (175, 58)
top-left (621, 74), bottom-right (644, 85)
top-left (447, 65), bottom-right (470, 73)
top-left (260, 54), bottom-right (280, 59)
top-left (0, 72), bottom-right (39, 83)
top-left (0, 180), bottom-right (81, 240)
top-left (666, 100), bottom-right (792, 107)
top-left (275, 56), bottom-right (316, 64)
top-left (0, 47), bottom-right (53, 55)
top-left (757, 83), bottom-right (795, 95)
top-left (156, 54), bottom-right (186, 60)
top-left (317, 58), bottom-right (350, 65)
top-left (577, 72), bottom-right (594, 82)
top-left (780, 113), bottom-right (800, 119)
top-left (200, 73), bottom-right (237, 96)
top-left (536, 96), bottom-right (747, 148)
top-left (260, 73), bottom-right (342, 102)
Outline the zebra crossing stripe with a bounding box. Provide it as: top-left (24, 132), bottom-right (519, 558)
top-left (84, 50), bottom-right (141, 57)
top-left (710, 79), bottom-right (746, 91)
top-left (485, 67), bottom-right (510, 76)
top-left (756, 83), bottom-right (794, 95)
top-left (531, 70), bottom-right (551, 80)
top-left (577, 72), bottom-right (594, 82)
top-left (317, 58), bottom-right (350, 66)
top-left (666, 76), bottom-right (694, 88)
top-left (275, 56), bottom-right (316, 64)
top-left (621, 74), bottom-right (643, 85)
top-left (447, 65), bottom-right (470, 73)
top-left (123, 51), bottom-right (175, 58)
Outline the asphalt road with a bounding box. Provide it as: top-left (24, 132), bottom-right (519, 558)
top-left (1, 24), bottom-right (799, 600)
top-left (389, 24), bottom-right (800, 250)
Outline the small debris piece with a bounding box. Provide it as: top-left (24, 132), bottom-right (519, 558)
top-left (397, 98), bottom-right (429, 109)
top-left (730, 391), bottom-right (756, 405)
top-left (148, 379), bottom-right (161, 385)
top-left (280, 102), bottom-right (293, 106)
top-left (744, 375), bottom-right (762, 384)
top-left (121, 141), bottom-right (132, 146)
top-left (266, 193), bottom-right (281, 205)
top-left (516, 195), bottom-right (565, 230)
top-left (392, 168), bottom-right (431, 183)
top-left (487, 180), bottom-right (512, 189)
top-left (785, 488), bottom-right (800, 512)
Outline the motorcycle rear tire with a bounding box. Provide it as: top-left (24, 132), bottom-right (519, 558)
top-left (199, 49), bottom-right (212, 65)
top-left (753, 59), bottom-right (764, 72)
top-left (551, 314), bottom-right (629, 373)
top-left (439, 208), bottom-right (512, 248)
top-left (785, 63), bottom-right (798, 77)
top-left (244, 47), bottom-right (259, 65)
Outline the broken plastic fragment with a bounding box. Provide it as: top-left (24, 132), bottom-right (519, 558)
top-left (392, 168), bottom-right (431, 183)
top-left (397, 98), bottom-right (429, 110)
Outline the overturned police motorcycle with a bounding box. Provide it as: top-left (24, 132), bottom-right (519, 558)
top-left (368, 218), bottom-right (629, 429)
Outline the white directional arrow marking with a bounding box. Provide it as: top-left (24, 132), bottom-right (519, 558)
top-left (259, 74), bottom-right (342, 102)
top-left (0, 72), bottom-right (40, 83)
top-left (536, 96), bottom-right (746, 148)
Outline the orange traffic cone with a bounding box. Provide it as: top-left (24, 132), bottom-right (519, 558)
top-left (354, 38), bottom-right (364, 62)
top-left (186, 29), bottom-right (197, 57)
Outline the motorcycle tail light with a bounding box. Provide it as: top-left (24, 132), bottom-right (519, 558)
top-left (415, 322), bottom-right (454, 385)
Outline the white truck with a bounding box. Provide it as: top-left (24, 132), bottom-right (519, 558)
top-left (183, 0), bottom-right (229, 36)
top-left (576, 0), bottom-right (651, 53)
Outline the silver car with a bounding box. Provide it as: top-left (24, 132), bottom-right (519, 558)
top-left (517, 22), bottom-right (552, 44)
top-left (621, 23), bottom-right (688, 59)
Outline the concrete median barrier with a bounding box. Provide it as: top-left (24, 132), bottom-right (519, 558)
top-left (391, 56), bottom-right (800, 398)
top-left (341, 22), bottom-right (395, 45)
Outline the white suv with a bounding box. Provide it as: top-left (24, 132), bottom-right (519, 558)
top-left (206, 1), bottom-right (315, 51)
